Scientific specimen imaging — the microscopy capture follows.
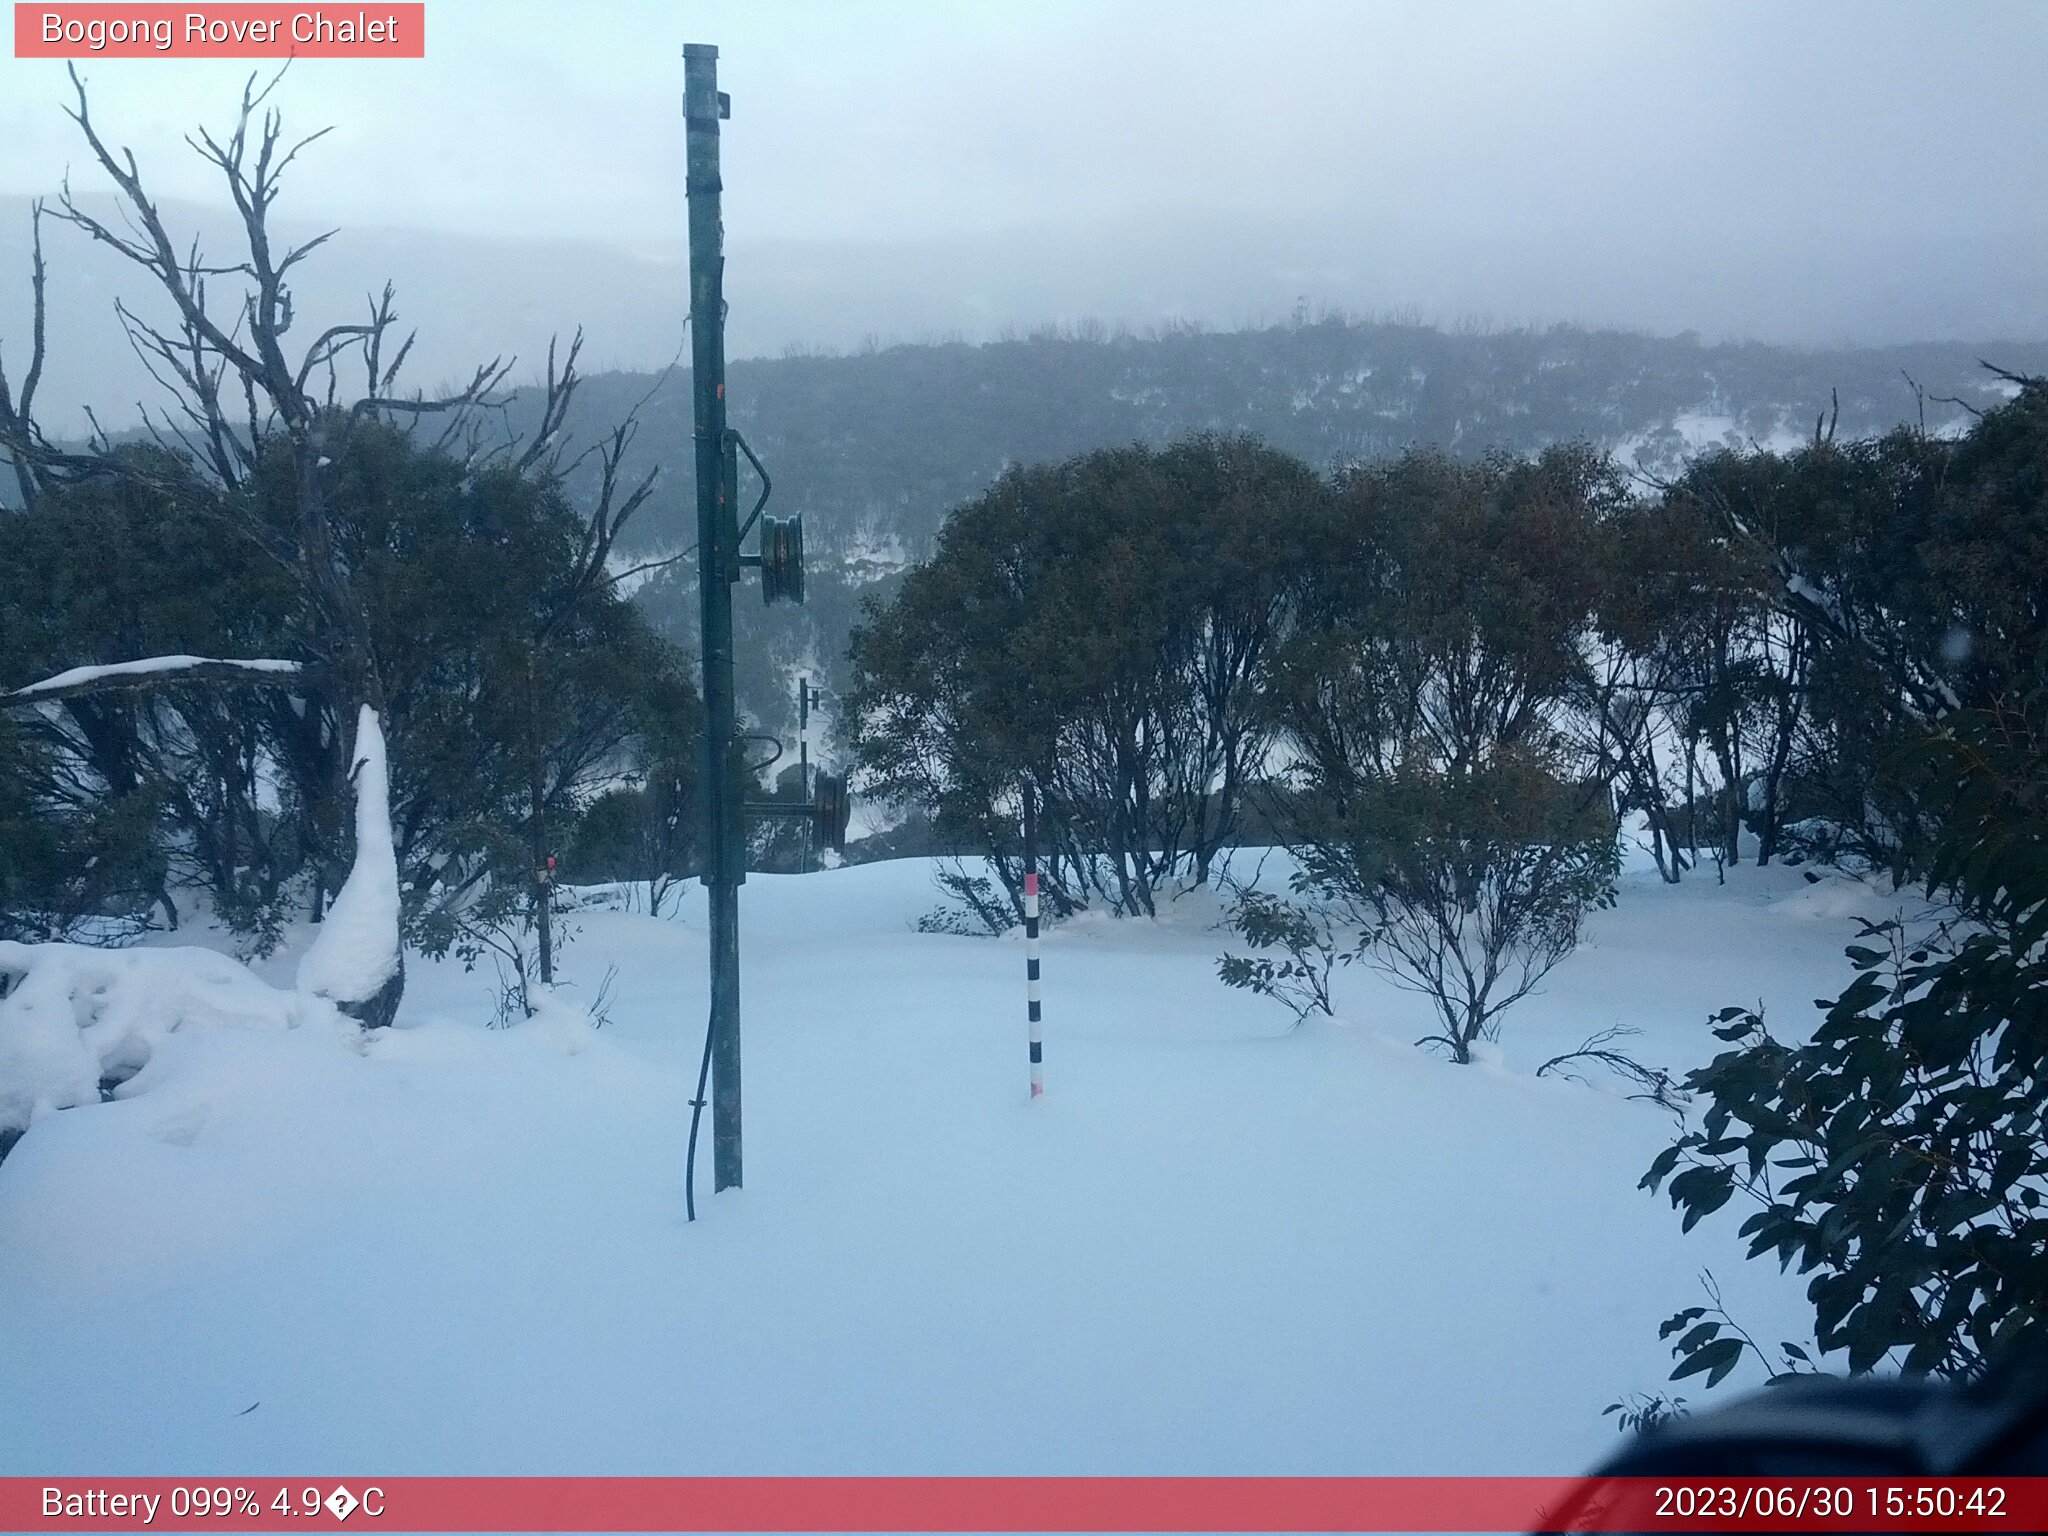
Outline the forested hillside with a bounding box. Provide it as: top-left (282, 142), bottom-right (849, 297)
top-left (529, 319), bottom-right (2048, 727)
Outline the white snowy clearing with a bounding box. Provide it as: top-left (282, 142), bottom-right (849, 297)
top-left (0, 846), bottom-right (1890, 1477)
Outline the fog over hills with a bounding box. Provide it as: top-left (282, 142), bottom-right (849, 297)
top-left (495, 318), bottom-right (2048, 733)
top-left (8, 185), bottom-right (2045, 735)
top-left (8, 0), bottom-right (2048, 438)
top-left (6, 192), bottom-right (2047, 439)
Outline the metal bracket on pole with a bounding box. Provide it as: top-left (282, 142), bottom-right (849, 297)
top-left (732, 430), bottom-right (773, 542)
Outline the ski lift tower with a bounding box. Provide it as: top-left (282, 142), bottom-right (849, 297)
top-left (682, 45), bottom-right (850, 1206)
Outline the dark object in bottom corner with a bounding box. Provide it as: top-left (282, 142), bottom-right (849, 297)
top-left (1542, 1349), bottom-right (2048, 1534)
top-left (1606, 1359), bottom-right (2048, 1477)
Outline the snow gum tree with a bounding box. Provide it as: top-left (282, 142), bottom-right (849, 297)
top-left (1676, 381), bottom-right (2048, 878)
top-left (847, 434), bottom-right (1318, 923)
top-left (1646, 379), bottom-right (2048, 1387)
top-left (0, 709), bottom-right (164, 943)
top-left (0, 449), bottom-right (300, 936)
top-left (1257, 446), bottom-right (1622, 1060)
top-left (1649, 709), bottom-right (2048, 1381)
top-left (0, 71), bottom-right (687, 1025)
top-left (0, 69), bottom-right (499, 1026)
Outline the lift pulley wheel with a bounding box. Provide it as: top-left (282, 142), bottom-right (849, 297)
top-left (759, 514), bottom-right (806, 606)
top-left (813, 771), bottom-right (851, 852)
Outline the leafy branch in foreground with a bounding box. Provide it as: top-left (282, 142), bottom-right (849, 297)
top-left (1602, 1392), bottom-right (1688, 1436)
top-left (1216, 882), bottom-right (1351, 1027)
top-left (1655, 1270), bottom-right (1822, 1391)
top-left (1645, 711), bottom-right (2048, 1385)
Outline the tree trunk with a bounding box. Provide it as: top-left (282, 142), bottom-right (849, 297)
top-left (1711, 732), bottom-right (1741, 866)
top-left (343, 961), bottom-right (405, 1031)
top-left (532, 761), bottom-right (554, 986)
top-left (528, 658), bottom-right (554, 985)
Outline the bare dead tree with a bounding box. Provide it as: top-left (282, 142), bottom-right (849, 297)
top-left (1, 66), bottom-right (684, 1024)
top-left (0, 68), bottom-right (617, 1027)
top-left (0, 202), bottom-right (50, 510)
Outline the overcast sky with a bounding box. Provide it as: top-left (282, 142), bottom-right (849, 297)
top-left (3, 0), bottom-right (2045, 423)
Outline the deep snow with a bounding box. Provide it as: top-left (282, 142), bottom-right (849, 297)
top-left (0, 849), bottom-right (1899, 1477)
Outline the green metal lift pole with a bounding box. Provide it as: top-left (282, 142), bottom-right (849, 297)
top-left (685, 43), bottom-right (742, 1194)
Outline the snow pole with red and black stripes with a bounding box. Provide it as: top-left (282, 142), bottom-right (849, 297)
top-left (1024, 785), bottom-right (1043, 1099)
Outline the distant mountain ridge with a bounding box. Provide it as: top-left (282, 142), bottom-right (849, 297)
top-left (512, 317), bottom-right (2047, 733)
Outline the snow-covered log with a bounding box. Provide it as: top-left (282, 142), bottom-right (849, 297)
top-left (3, 655), bottom-right (303, 709)
top-left (295, 706), bottom-right (405, 1029)
top-left (0, 940), bottom-right (332, 1140)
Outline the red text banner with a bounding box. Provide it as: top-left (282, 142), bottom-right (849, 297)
top-left (14, 5), bottom-right (425, 58)
top-left (4, 1477), bottom-right (2048, 1532)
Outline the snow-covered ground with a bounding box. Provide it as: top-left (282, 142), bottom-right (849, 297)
top-left (0, 849), bottom-right (1896, 1477)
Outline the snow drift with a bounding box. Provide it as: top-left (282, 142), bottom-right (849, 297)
top-left (0, 941), bottom-right (338, 1139)
top-left (0, 853), bottom-right (1878, 1477)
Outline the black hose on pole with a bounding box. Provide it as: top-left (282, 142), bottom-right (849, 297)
top-left (684, 1003), bottom-right (715, 1222)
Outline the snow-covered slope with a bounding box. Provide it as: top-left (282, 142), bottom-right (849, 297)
top-left (0, 852), bottom-right (1890, 1476)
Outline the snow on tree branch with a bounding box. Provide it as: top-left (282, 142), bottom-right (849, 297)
top-left (2, 655), bottom-right (303, 709)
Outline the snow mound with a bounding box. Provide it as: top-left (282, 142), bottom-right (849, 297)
top-left (0, 941), bottom-right (331, 1138)
top-left (1772, 872), bottom-right (1896, 923)
top-left (522, 985), bottom-right (598, 1055)
top-left (296, 706), bottom-right (401, 1007)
